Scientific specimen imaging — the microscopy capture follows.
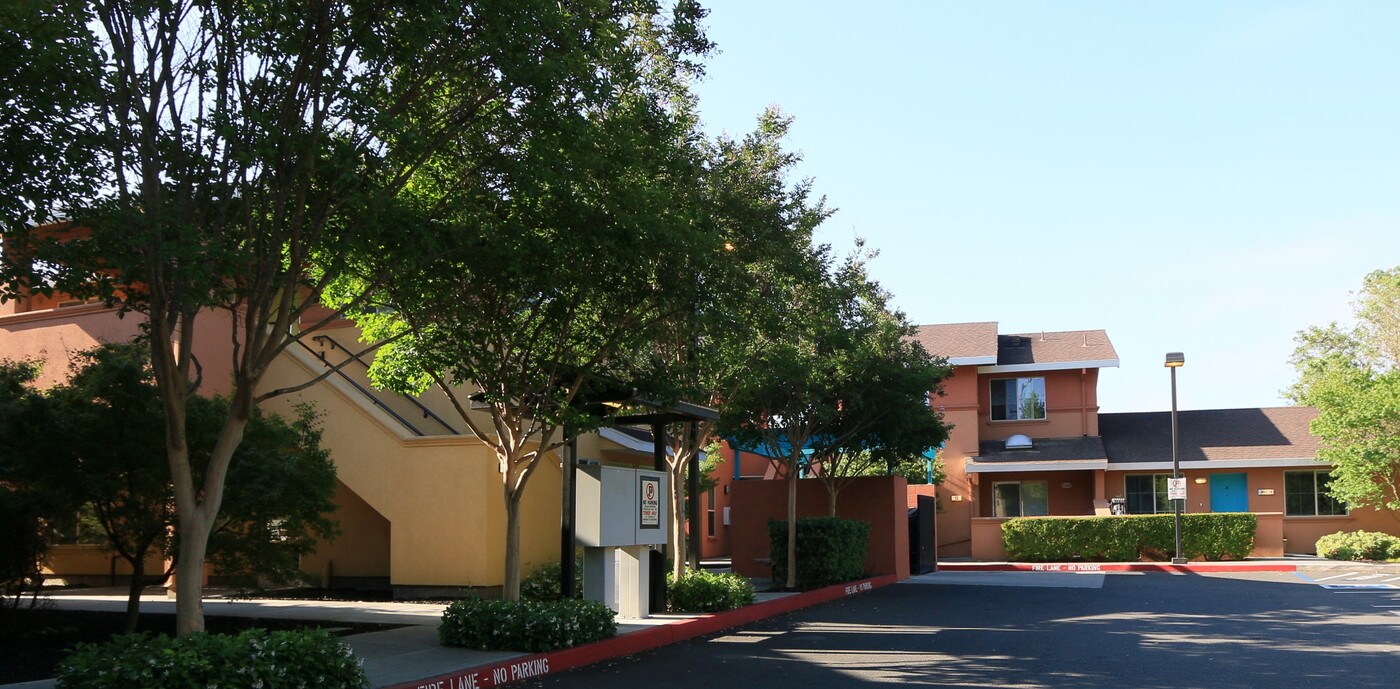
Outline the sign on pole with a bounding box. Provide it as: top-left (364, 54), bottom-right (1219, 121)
top-left (1167, 477), bottom-right (1187, 501)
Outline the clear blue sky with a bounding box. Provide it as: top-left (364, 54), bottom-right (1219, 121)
top-left (689, 0), bottom-right (1400, 413)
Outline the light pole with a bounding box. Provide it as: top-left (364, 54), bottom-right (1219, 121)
top-left (1165, 352), bottom-right (1186, 565)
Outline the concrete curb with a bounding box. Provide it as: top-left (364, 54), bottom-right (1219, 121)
top-left (380, 575), bottom-right (897, 689)
top-left (936, 562), bottom-right (1297, 573)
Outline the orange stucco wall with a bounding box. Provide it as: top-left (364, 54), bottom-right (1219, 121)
top-left (42, 545), bottom-right (166, 583)
top-left (930, 364), bottom-right (980, 557)
top-left (729, 476), bottom-right (910, 582)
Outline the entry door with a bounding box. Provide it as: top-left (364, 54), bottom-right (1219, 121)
top-left (1210, 473), bottom-right (1248, 512)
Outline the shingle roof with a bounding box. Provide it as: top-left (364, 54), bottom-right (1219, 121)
top-left (1100, 407), bottom-right (1319, 463)
top-left (996, 330), bottom-right (1118, 366)
top-left (974, 436), bottom-right (1109, 463)
top-left (910, 322), bottom-right (999, 363)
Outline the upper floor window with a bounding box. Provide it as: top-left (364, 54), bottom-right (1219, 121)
top-left (990, 377), bottom-right (1046, 421)
top-left (1284, 470), bottom-right (1347, 516)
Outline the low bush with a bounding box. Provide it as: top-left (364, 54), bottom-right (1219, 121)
top-left (1002, 513), bottom-right (1256, 562)
top-left (520, 559), bottom-right (583, 601)
top-left (768, 517), bottom-right (870, 590)
top-left (55, 628), bottom-right (366, 689)
top-left (1316, 531), bottom-right (1400, 561)
top-left (439, 598), bottom-right (615, 652)
top-left (668, 570), bottom-right (756, 612)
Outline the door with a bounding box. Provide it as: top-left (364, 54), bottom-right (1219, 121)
top-left (1210, 473), bottom-right (1248, 512)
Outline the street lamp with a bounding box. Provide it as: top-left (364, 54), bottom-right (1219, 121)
top-left (1165, 352), bottom-right (1186, 565)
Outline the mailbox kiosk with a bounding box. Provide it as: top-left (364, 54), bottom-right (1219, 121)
top-left (576, 465), bottom-right (669, 618)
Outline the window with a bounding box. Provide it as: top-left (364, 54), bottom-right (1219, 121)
top-left (1285, 471), bottom-right (1347, 516)
top-left (993, 481), bottom-right (1049, 517)
top-left (706, 487), bottom-right (716, 535)
top-left (1125, 474), bottom-right (1170, 514)
top-left (990, 377), bottom-right (1047, 421)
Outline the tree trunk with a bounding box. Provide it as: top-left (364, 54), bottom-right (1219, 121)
top-left (827, 484), bottom-right (839, 517)
top-left (503, 489), bottom-right (523, 601)
top-left (785, 471), bottom-right (798, 590)
top-left (122, 554), bottom-right (146, 635)
top-left (172, 510), bottom-right (211, 636)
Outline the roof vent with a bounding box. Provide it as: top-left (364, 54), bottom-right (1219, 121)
top-left (1005, 434), bottom-right (1033, 450)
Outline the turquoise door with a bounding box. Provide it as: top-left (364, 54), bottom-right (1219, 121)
top-left (1210, 473), bottom-right (1248, 512)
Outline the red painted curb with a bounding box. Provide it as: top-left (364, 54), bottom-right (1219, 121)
top-left (381, 574), bottom-right (897, 689)
top-left (936, 562), bottom-right (1296, 573)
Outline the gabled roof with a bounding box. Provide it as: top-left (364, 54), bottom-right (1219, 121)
top-left (982, 329), bottom-right (1119, 372)
top-left (966, 436), bottom-right (1109, 474)
top-left (910, 322), bottom-right (999, 365)
top-left (1100, 407), bottom-right (1320, 464)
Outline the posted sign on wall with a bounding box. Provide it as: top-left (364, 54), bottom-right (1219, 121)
top-left (639, 476), bottom-right (661, 529)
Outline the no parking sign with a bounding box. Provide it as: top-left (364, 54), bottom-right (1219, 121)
top-left (639, 476), bottom-right (661, 528)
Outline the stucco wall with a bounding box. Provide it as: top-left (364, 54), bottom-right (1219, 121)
top-left (978, 368), bottom-right (1100, 442)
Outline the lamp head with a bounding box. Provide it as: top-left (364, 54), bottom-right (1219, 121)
top-left (1164, 352), bottom-right (1185, 368)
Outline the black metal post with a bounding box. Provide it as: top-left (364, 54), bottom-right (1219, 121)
top-left (561, 434), bottom-right (578, 598)
top-left (650, 423), bottom-right (668, 613)
top-left (1171, 364), bottom-right (1185, 565)
top-left (687, 421), bottom-right (701, 571)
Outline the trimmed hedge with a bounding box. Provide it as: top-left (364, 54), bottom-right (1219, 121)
top-left (1002, 513), bottom-right (1256, 562)
top-left (668, 570), bottom-right (756, 612)
top-left (768, 517), bottom-right (870, 590)
top-left (1316, 530), bottom-right (1400, 561)
top-left (439, 598), bottom-right (616, 652)
top-left (56, 629), bottom-right (366, 689)
top-left (521, 559), bottom-right (583, 601)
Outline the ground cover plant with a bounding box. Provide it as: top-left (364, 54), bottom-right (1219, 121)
top-left (668, 570), bottom-right (756, 612)
top-left (1316, 530), bottom-right (1400, 561)
top-left (439, 598), bottom-right (616, 652)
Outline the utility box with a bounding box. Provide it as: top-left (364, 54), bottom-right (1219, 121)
top-left (576, 465), bottom-right (669, 618)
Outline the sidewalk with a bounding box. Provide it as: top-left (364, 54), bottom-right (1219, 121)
top-left (3, 575), bottom-right (896, 689)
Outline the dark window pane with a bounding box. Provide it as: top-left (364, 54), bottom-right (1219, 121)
top-left (1284, 472), bottom-right (1315, 516)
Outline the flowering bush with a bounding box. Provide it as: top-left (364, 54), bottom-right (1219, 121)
top-left (1316, 530), bottom-right (1400, 561)
top-left (439, 598), bottom-right (616, 652)
top-left (56, 628), bottom-right (366, 689)
top-left (668, 570), bottom-right (756, 612)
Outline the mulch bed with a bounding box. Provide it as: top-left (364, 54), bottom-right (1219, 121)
top-left (0, 605), bottom-right (408, 685)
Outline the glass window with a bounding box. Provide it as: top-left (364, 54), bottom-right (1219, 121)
top-left (706, 487), bottom-right (716, 535)
top-left (1285, 471), bottom-right (1347, 516)
top-left (993, 481), bottom-right (1049, 517)
top-left (990, 377), bottom-right (1047, 421)
top-left (1125, 474), bottom-right (1170, 514)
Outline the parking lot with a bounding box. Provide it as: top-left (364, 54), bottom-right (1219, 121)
top-left (521, 569), bottom-right (1400, 689)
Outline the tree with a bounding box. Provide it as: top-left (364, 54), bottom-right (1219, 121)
top-left (343, 5), bottom-right (715, 600)
top-left (626, 107), bottom-right (832, 579)
top-left (722, 245), bottom-right (947, 588)
top-left (1289, 267), bottom-right (1400, 520)
top-left (2, 344), bottom-right (338, 633)
top-left (1, 0), bottom-right (706, 635)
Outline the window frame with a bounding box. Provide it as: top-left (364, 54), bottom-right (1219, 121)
top-left (992, 480), bottom-right (1049, 518)
top-left (1284, 470), bottom-right (1348, 517)
top-left (1124, 473), bottom-right (1170, 514)
top-left (989, 377), bottom-right (1048, 422)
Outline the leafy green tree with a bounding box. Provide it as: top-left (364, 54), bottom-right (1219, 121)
top-left (1289, 267), bottom-right (1400, 519)
top-left (342, 5), bottom-right (714, 600)
top-left (627, 107), bottom-right (831, 579)
top-left (2, 344), bottom-right (338, 633)
top-left (722, 245), bottom-right (948, 587)
top-left (1, 0), bottom-right (709, 634)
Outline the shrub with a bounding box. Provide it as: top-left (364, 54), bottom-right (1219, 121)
top-left (668, 570), bottom-right (756, 612)
top-left (521, 559), bottom-right (583, 601)
top-left (768, 517), bottom-right (870, 590)
top-left (1316, 531), bottom-right (1400, 561)
top-left (439, 598), bottom-right (615, 652)
top-left (56, 628), bottom-right (366, 689)
top-left (1002, 513), bottom-right (1256, 562)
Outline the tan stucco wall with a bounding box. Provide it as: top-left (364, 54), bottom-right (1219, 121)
top-left (300, 480), bottom-right (391, 580)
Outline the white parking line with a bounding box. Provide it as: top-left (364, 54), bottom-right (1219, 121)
top-left (1312, 572), bottom-right (1359, 582)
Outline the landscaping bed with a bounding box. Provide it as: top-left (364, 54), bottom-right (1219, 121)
top-left (0, 607), bottom-right (406, 685)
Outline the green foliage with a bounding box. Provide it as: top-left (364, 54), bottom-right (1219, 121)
top-left (55, 629), bottom-right (366, 689)
top-left (520, 559), bottom-right (583, 602)
top-left (1315, 530), bottom-right (1400, 561)
top-left (1001, 514), bottom-right (1257, 562)
top-left (1289, 267), bottom-right (1400, 517)
top-left (0, 487), bottom-right (49, 609)
top-left (767, 517), bottom-right (870, 590)
top-left (667, 570), bottom-right (756, 612)
top-left (439, 598), bottom-right (616, 652)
